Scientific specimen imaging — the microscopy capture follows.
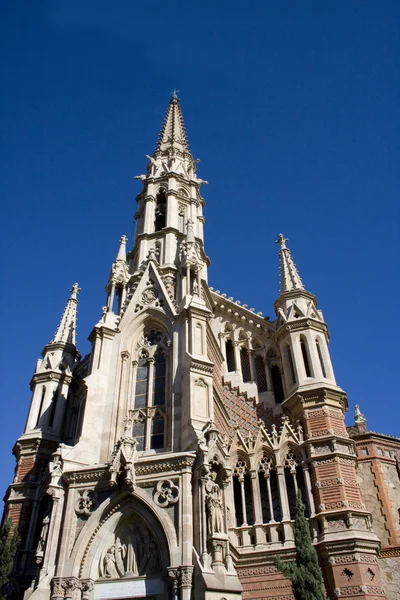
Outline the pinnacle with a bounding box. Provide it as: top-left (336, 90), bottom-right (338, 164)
top-left (276, 234), bottom-right (305, 294)
top-left (155, 94), bottom-right (190, 154)
top-left (52, 283), bottom-right (80, 346)
top-left (115, 235), bottom-right (128, 262)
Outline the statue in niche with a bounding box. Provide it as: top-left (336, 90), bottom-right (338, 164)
top-left (206, 484), bottom-right (224, 535)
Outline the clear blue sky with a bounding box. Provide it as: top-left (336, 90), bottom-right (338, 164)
top-left (1, 2), bottom-right (399, 498)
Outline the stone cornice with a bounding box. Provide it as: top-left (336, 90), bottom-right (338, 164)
top-left (211, 293), bottom-right (274, 333)
top-left (275, 318), bottom-right (328, 340)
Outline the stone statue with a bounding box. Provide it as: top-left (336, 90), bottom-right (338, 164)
top-left (206, 484), bottom-right (224, 535)
top-left (103, 545), bottom-right (119, 579)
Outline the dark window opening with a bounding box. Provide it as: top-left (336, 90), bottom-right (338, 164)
top-left (270, 470), bottom-right (282, 521)
top-left (150, 415), bottom-right (164, 449)
top-left (233, 476), bottom-right (244, 526)
top-left (244, 472), bottom-right (254, 525)
top-left (271, 365), bottom-right (284, 404)
top-left (287, 345), bottom-right (296, 385)
top-left (152, 350), bottom-right (166, 406)
top-left (296, 466), bottom-right (310, 517)
top-left (36, 387), bottom-right (46, 427)
top-left (259, 472), bottom-right (272, 523)
top-left (316, 340), bottom-right (327, 377)
top-left (154, 191), bottom-right (167, 231)
top-left (48, 390), bottom-right (58, 428)
top-left (240, 348), bottom-right (252, 382)
top-left (300, 338), bottom-right (312, 377)
top-left (226, 340), bottom-right (235, 372)
top-left (255, 356), bottom-right (268, 392)
top-left (285, 468), bottom-right (297, 520)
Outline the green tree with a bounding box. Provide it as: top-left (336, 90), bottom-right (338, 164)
top-left (274, 491), bottom-right (325, 600)
top-left (0, 520), bottom-right (19, 600)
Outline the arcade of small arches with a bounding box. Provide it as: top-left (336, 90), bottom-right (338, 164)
top-left (221, 325), bottom-right (329, 403)
top-left (226, 446), bottom-right (313, 547)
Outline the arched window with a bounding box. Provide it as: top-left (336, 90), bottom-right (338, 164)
top-left (132, 332), bottom-right (167, 451)
top-left (316, 339), bottom-right (327, 378)
top-left (240, 348), bottom-right (252, 382)
top-left (255, 356), bottom-right (268, 392)
top-left (225, 339), bottom-right (235, 372)
top-left (271, 365), bottom-right (284, 404)
top-left (286, 345), bottom-right (296, 386)
top-left (300, 337), bottom-right (312, 378)
top-left (154, 190), bottom-right (167, 231)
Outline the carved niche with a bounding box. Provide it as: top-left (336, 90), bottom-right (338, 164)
top-left (99, 517), bottom-right (162, 580)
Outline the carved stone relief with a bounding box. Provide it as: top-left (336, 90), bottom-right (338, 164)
top-left (99, 518), bottom-right (162, 579)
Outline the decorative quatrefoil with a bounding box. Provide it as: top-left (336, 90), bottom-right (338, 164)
top-left (153, 479), bottom-right (179, 508)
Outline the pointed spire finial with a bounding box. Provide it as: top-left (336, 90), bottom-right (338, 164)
top-left (52, 283), bottom-right (80, 346)
top-left (276, 234), bottom-right (305, 294)
top-left (116, 235), bottom-right (128, 262)
top-left (170, 88), bottom-right (180, 100)
top-left (155, 95), bottom-right (190, 154)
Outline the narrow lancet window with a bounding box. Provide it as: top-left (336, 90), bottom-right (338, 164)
top-left (240, 348), bottom-right (252, 382)
top-left (300, 338), bottom-right (312, 377)
top-left (255, 356), bottom-right (268, 392)
top-left (271, 365), bottom-right (284, 404)
top-left (35, 386), bottom-right (46, 427)
top-left (316, 339), bottom-right (327, 378)
top-left (152, 350), bottom-right (166, 406)
top-left (286, 345), bottom-right (296, 385)
top-left (225, 340), bottom-right (236, 372)
top-left (134, 353), bottom-right (149, 409)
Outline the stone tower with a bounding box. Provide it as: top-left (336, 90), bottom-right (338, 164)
top-left (4, 96), bottom-right (398, 600)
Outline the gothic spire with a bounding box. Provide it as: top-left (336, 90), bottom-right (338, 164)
top-left (155, 93), bottom-right (190, 154)
top-left (276, 234), bottom-right (305, 294)
top-left (52, 283), bottom-right (80, 346)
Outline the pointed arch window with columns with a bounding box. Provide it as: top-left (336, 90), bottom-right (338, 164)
top-left (131, 328), bottom-right (169, 451)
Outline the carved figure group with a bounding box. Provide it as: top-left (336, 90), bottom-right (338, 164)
top-left (99, 519), bottom-right (162, 580)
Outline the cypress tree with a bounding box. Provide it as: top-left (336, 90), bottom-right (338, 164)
top-left (0, 520), bottom-right (19, 600)
top-left (274, 491), bottom-right (325, 600)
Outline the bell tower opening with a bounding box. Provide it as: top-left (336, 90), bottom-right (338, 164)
top-left (154, 189), bottom-right (167, 231)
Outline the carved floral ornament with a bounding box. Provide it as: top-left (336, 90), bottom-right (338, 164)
top-left (75, 490), bottom-right (97, 516)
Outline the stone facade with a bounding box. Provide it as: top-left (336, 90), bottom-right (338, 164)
top-left (3, 95), bottom-right (400, 600)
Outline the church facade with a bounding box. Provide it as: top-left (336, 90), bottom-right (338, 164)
top-left (3, 96), bottom-right (400, 600)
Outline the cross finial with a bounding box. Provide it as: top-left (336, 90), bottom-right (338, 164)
top-left (170, 88), bottom-right (180, 100)
top-left (276, 233), bottom-right (288, 249)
